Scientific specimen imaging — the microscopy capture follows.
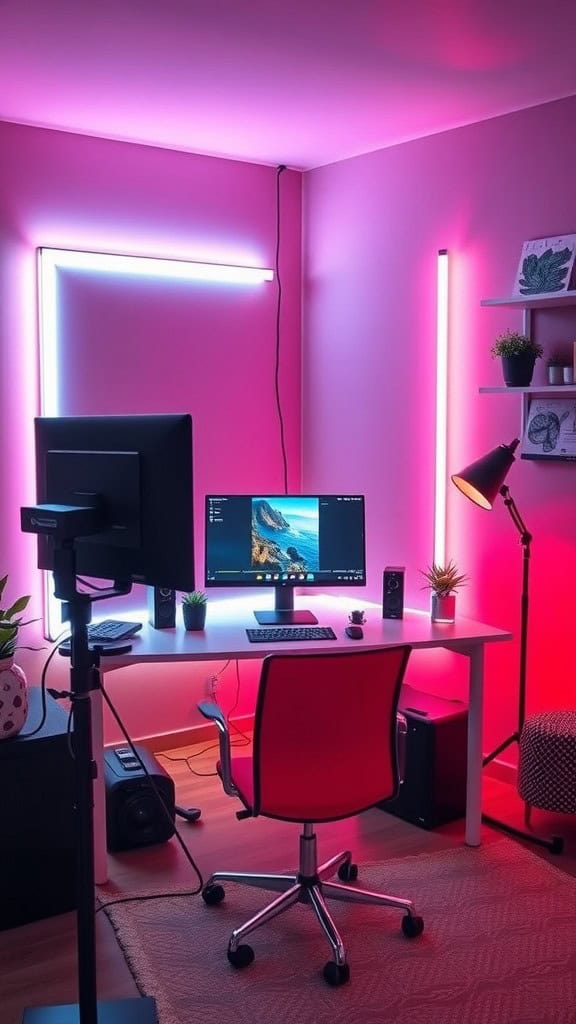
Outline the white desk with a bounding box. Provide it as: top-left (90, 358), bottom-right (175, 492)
top-left (93, 596), bottom-right (512, 883)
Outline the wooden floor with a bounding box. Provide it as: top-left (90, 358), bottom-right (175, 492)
top-left (2, 736), bottom-right (576, 1024)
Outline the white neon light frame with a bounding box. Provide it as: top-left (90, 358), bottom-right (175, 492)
top-left (434, 249), bottom-right (449, 567)
top-left (38, 246), bottom-right (274, 636)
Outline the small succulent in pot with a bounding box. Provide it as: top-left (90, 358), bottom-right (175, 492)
top-left (420, 561), bottom-right (468, 623)
top-left (181, 590), bottom-right (207, 630)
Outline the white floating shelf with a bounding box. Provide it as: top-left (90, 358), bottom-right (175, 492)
top-left (479, 385), bottom-right (576, 394)
top-left (481, 291), bottom-right (576, 310)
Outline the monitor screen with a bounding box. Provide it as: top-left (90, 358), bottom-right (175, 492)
top-left (34, 414), bottom-right (194, 592)
top-left (205, 494), bottom-right (365, 624)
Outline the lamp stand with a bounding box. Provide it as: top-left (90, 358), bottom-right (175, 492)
top-left (481, 486), bottom-right (563, 854)
top-left (22, 541), bottom-right (157, 1024)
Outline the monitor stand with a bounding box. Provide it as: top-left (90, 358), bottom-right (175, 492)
top-left (253, 586), bottom-right (318, 625)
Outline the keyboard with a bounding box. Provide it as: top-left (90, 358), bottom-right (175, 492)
top-left (59, 620), bottom-right (143, 646)
top-left (246, 626), bottom-right (337, 643)
top-left (85, 619), bottom-right (143, 643)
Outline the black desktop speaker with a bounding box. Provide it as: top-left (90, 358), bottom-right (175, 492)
top-left (0, 688), bottom-right (76, 930)
top-left (104, 744), bottom-right (176, 852)
top-left (380, 684), bottom-right (468, 829)
top-left (382, 565), bottom-right (405, 619)
top-left (148, 586), bottom-right (176, 629)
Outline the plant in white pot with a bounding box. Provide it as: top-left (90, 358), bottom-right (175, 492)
top-left (420, 560), bottom-right (468, 624)
top-left (490, 329), bottom-right (543, 387)
top-left (181, 590), bottom-right (207, 631)
top-left (0, 575), bottom-right (37, 738)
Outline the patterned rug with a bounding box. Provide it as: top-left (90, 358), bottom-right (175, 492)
top-left (101, 841), bottom-right (576, 1024)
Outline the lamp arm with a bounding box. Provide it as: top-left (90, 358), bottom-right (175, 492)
top-left (499, 486), bottom-right (532, 547)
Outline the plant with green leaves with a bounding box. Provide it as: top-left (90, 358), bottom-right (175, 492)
top-left (420, 560), bottom-right (469, 598)
top-left (0, 575), bottom-right (37, 659)
top-left (490, 330), bottom-right (543, 359)
top-left (181, 590), bottom-right (207, 606)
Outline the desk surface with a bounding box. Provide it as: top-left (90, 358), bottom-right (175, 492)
top-left (99, 595), bottom-right (512, 671)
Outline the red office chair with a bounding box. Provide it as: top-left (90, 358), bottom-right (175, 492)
top-left (198, 646), bottom-right (423, 986)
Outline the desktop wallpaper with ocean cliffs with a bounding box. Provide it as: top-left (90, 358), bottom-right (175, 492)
top-left (251, 497), bottom-right (319, 575)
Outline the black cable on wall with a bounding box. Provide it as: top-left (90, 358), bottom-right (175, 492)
top-left (274, 163), bottom-right (288, 494)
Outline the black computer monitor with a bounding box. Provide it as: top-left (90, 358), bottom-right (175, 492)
top-left (33, 414), bottom-right (194, 592)
top-left (205, 494), bottom-right (366, 624)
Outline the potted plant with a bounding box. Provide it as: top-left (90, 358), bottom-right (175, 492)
top-left (490, 329), bottom-right (543, 387)
top-left (181, 590), bottom-right (207, 631)
top-left (0, 574), bottom-right (37, 738)
top-left (546, 349), bottom-right (571, 385)
top-left (420, 560), bottom-right (468, 623)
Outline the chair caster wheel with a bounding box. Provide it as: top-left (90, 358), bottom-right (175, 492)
top-left (338, 861), bottom-right (358, 882)
top-left (402, 914), bottom-right (424, 938)
top-left (323, 960), bottom-right (350, 986)
top-left (227, 943), bottom-right (255, 968)
top-left (202, 883), bottom-right (225, 906)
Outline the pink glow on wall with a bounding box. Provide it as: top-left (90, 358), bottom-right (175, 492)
top-left (304, 95), bottom-right (576, 762)
top-left (0, 120), bottom-right (301, 743)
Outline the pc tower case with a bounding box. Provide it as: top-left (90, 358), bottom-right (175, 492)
top-left (380, 684), bottom-right (468, 829)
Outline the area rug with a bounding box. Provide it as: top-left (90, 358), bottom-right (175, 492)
top-left (101, 841), bottom-right (576, 1024)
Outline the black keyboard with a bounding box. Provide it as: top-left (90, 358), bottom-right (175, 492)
top-left (86, 619), bottom-right (143, 642)
top-left (246, 626), bottom-right (337, 643)
top-left (60, 619), bottom-right (143, 645)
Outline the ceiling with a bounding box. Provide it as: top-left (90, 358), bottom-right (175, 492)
top-left (2, 0), bottom-right (576, 170)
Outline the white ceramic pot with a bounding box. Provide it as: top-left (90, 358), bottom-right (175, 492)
top-left (0, 656), bottom-right (28, 738)
top-left (431, 594), bottom-right (456, 623)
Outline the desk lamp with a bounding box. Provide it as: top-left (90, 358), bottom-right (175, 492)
top-left (451, 439), bottom-right (562, 853)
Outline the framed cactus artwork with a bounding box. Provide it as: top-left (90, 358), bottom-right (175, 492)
top-left (512, 234), bottom-right (576, 297)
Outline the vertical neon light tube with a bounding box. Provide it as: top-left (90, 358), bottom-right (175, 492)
top-left (434, 249), bottom-right (449, 567)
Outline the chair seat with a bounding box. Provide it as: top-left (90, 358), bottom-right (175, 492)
top-left (518, 711), bottom-right (576, 814)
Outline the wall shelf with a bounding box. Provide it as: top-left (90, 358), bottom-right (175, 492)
top-left (479, 385), bottom-right (576, 395)
top-left (480, 291), bottom-right (576, 310)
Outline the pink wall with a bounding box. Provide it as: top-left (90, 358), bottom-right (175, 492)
top-left (0, 120), bottom-right (301, 743)
top-left (303, 95), bottom-right (576, 762)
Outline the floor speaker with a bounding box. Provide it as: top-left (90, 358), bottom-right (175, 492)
top-left (104, 744), bottom-right (176, 851)
top-left (148, 586), bottom-right (176, 629)
top-left (0, 687), bottom-right (76, 930)
top-left (380, 684), bottom-right (468, 828)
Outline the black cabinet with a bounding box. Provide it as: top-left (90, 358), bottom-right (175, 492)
top-left (0, 687), bottom-right (77, 929)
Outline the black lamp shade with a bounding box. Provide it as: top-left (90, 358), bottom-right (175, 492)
top-left (451, 439), bottom-right (519, 510)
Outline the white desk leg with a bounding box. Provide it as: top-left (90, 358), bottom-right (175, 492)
top-left (465, 644), bottom-right (484, 847)
top-left (90, 687), bottom-right (109, 884)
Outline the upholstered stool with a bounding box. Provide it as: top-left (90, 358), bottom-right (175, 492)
top-left (518, 711), bottom-right (576, 826)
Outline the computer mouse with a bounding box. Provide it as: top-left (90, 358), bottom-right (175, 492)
top-left (345, 624), bottom-right (364, 640)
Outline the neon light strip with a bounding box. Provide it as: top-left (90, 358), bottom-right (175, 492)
top-left (38, 247), bottom-right (274, 636)
top-left (434, 249), bottom-right (449, 566)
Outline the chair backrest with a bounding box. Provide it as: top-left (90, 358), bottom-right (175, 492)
top-left (252, 646), bottom-right (411, 822)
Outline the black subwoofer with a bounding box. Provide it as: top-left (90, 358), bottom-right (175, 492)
top-left (380, 684), bottom-right (468, 829)
top-left (104, 745), bottom-right (176, 851)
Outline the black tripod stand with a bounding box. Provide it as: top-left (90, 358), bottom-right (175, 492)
top-left (480, 486), bottom-right (563, 855)
top-left (22, 541), bottom-right (157, 1024)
